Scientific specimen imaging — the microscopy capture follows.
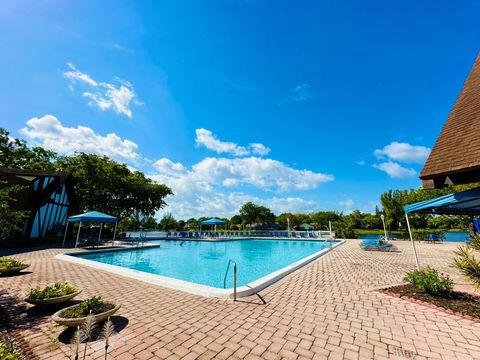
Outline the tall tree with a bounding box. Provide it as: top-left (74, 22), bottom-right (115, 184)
top-left (185, 218), bottom-right (199, 230)
top-left (276, 213), bottom-right (296, 230)
top-left (310, 211), bottom-right (342, 229)
top-left (0, 128), bottom-right (57, 170)
top-left (0, 182), bottom-right (28, 239)
top-left (158, 213), bottom-right (177, 231)
top-left (239, 202), bottom-right (276, 225)
top-left (56, 153), bottom-right (172, 219)
top-left (176, 220), bottom-right (186, 231)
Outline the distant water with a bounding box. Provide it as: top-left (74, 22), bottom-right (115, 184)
top-left (358, 231), bottom-right (470, 242)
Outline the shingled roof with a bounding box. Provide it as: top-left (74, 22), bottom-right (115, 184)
top-left (420, 53), bottom-right (480, 189)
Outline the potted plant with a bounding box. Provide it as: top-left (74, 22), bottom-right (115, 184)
top-left (52, 296), bottom-right (120, 327)
top-left (0, 342), bottom-right (20, 360)
top-left (25, 282), bottom-right (82, 305)
top-left (0, 257), bottom-right (29, 275)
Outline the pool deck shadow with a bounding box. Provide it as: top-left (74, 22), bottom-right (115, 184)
top-left (234, 291), bottom-right (267, 305)
top-left (57, 315), bottom-right (129, 344)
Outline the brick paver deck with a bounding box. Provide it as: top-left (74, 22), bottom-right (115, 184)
top-left (1, 239), bottom-right (480, 359)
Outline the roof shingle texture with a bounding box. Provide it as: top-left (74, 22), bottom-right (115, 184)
top-left (420, 54), bottom-right (480, 179)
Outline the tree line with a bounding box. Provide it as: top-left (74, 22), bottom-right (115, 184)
top-left (123, 202), bottom-right (362, 238)
top-left (126, 192), bottom-right (473, 239)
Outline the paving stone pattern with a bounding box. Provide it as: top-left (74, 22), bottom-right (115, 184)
top-left (1, 240), bottom-right (479, 359)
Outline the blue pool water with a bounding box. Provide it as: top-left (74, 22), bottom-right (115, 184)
top-left (75, 239), bottom-right (337, 288)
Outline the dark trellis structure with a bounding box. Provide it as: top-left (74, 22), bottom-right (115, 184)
top-left (0, 167), bottom-right (75, 241)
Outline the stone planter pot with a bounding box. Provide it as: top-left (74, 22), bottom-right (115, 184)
top-left (0, 264), bottom-right (29, 275)
top-left (25, 289), bottom-right (83, 306)
top-left (52, 301), bottom-right (120, 327)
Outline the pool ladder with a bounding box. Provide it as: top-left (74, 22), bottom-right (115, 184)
top-left (223, 259), bottom-right (237, 301)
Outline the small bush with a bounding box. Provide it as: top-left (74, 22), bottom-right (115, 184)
top-left (62, 296), bottom-right (114, 319)
top-left (0, 342), bottom-right (19, 360)
top-left (404, 267), bottom-right (453, 297)
top-left (27, 282), bottom-right (77, 300)
top-left (452, 246), bottom-right (480, 289)
top-left (0, 257), bottom-right (26, 271)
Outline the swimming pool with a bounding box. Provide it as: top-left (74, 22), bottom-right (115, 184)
top-left (58, 238), bottom-right (343, 298)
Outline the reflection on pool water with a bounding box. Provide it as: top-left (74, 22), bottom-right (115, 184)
top-left (75, 239), bottom-right (338, 288)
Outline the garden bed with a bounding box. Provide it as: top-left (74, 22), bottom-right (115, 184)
top-left (25, 282), bottom-right (81, 305)
top-left (382, 284), bottom-right (480, 320)
top-left (52, 297), bottom-right (120, 327)
top-left (0, 258), bottom-right (29, 275)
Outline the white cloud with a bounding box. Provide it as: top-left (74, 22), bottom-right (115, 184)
top-left (194, 128), bottom-right (271, 157)
top-left (374, 142), bottom-right (430, 164)
top-left (249, 143), bottom-right (271, 156)
top-left (290, 83), bottom-right (312, 102)
top-left (195, 128), bottom-right (248, 156)
top-left (152, 156), bottom-right (333, 193)
top-left (64, 63), bottom-right (141, 118)
top-left (355, 160), bottom-right (366, 166)
top-left (20, 115), bottom-right (140, 163)
top-left (150, 156), bottom-right (333, 219)
top-left (64, 62), bottom-right (98, 87)
top-left (153, 158), bottom-right (186, 176)
top-left (156, 190), bottom-right (317, 220)
top-left (154, 156), bottom-right (333, 192)
top-left (373, 161), bottom-right (416, 179)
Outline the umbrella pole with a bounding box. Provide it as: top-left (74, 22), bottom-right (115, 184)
top-left (405, 213), bottom-right (420, 270)
top-left (75, 222), bottom-right (82, 248)
top-left (62, 222), bottom-right (69, 248)
top-left (112, 221), bottom-right (117, 246)
top-left (98, 223), bottom-right (103, 248)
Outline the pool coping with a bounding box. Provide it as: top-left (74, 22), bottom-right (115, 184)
top-left (55, 239), bottom-right (345, 300)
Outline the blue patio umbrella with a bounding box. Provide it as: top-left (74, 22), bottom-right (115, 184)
top-left (200, 218), bottom-right (227, 234)
top-left (299, 223), bottom-right (314, 230)
top-left (63, 211), bottom-right (118, 248)
top-left (403, 187), bottom-right (480, 270)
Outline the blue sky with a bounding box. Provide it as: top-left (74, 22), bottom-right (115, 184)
top-left (1, 0), bottom-right (479, 219)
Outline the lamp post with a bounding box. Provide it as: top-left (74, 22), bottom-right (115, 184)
top-left (380, 214), bottom-right (388, 240)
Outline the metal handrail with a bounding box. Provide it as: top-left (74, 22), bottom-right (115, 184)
top-left (223, 259), bottom-right (237, 301)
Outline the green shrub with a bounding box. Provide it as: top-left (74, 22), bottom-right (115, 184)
top-left (27, 282), bottom-right (77, 300)
top-left (333, 219), bottom-right (356, 239)
top-left (0, 342), bottom-right (19, 360)
top-left (452, 246), bottom-right (480, 289)
top-left (62, 296), bottom-right (114, 319)
top-left (0, 257), bottom-right (26, 271)
top-left (404, 267), bottom-right (453, 296)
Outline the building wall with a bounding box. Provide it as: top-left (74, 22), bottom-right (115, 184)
top-left (28, 177), bottom-right (70, 238)
top-left (0, 168), bottom-right (74, 242)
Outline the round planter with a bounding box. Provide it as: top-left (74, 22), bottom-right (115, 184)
top-left (0, 264), bottom-right (29, 275)
top-left (52, 301), bottom-right (120, 327)
top-left (25, 289), bottom-right (83, 306)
